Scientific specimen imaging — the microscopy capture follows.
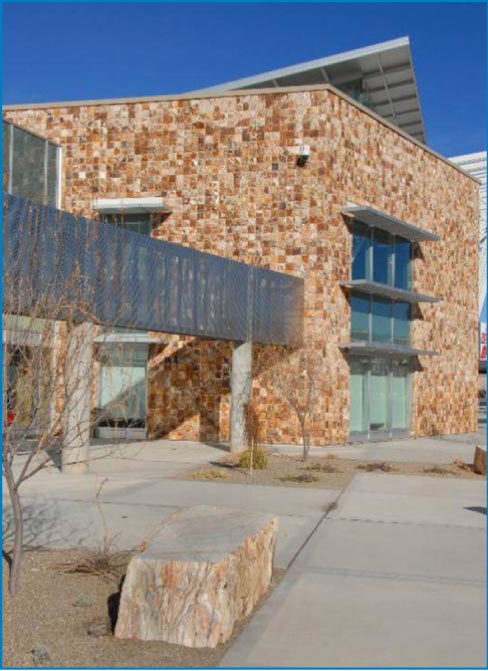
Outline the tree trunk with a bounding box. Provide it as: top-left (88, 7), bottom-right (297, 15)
top-left (300, 422), bottom-right (310, 462)
top-left (4, 465), bottom-right (23, 595)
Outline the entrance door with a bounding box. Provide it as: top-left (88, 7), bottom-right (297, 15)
top-left (97, 344), bottom-right (148, 440)
top-left (349, 358), bottom-right (368, 440)
top-left (390, 361), bottom-right (411, 436)
top-left (348, 357), bottom-right (411, 441)
top-left (369, 359), bottom-right (390, 441)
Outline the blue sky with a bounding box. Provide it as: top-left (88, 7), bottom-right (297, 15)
top-left (2, 2), bottom-right (486, 156)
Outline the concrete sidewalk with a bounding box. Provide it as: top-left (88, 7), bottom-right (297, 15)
top-left (221, 473), bottom-right (487, 668)
top-left (3, 441), bottom-right (338, 569)
top-left (274, 427), bottom-right (486, 463)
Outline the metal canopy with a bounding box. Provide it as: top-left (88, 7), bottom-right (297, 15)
top-left (340, 341), bottom-right (438, 357)
top-left (94, 197), bottom-right (172, 214)
top-left (339, 279), bottom-right (440, 304)
top-left (342, 205), bottom-right (440, 242)
top-left (195, 37), bottom-right (426, 144)
top-left (3, 194), bottom-right (304, 347)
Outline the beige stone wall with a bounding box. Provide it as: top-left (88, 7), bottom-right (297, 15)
top-left (4, 87), bottom-right (479, 443)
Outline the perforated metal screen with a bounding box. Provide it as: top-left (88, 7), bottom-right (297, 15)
top-left (3, 194), bottom-right (304, 346)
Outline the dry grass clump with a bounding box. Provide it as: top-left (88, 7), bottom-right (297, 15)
top-left (423, 465), bottom-right (450, 475)
top-left (303, 462), bottom-right (338, 473)
top-left (58, 479), bottom-right (136, 579)
top-left (280, 473), bottom-right (319, 484)
top-left (238, 448), bottom-right (268, 470)
top-left (356, 462), bottom-right (395, 473)
top-left (452, 458), bottom-right (473, 472)
top-left (59, 547), bottom-right (130, 579)
top-left (325, 453), bottom-right (339, 460)
top-left (190, 468), bottom-right (229, 481)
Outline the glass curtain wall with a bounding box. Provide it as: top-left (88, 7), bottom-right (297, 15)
top-left (349, 222), bottom-right (414, 440)
top-left (352, 224), bottom-right (411, 290)
top-left (351, 294), bottom-right (411, 345)
top-left (349, 358), bottom-right (411, 440)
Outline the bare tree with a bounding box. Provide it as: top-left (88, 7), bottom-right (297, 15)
top-left (258, 346), bottom-right (329, 461)
top-left (2, 201), bottom-right (143, 594)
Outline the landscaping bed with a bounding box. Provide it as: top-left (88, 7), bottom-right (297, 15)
top-left (2, 549), bottom-right (284, 668)
top-left (179, 452), bottom-right (486, 489)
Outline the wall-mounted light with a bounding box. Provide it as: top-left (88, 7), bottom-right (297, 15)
top-left (296, 144), bottom-right (310, 167)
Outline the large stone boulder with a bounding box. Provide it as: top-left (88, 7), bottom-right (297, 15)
top-left (473, 445), bottom-right (486, 475)
top-left (115, 505), bottom-right (278, 648)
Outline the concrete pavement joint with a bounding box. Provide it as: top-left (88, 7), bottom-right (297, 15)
top-left (303, 565), bottom-right (486, 587)
top-left (331, 516), bottom-right (487, 529)
top-left (286, 489), bottom-right (347, 568)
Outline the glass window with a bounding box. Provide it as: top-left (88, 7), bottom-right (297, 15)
top-left (104, 213), bottom-right (151, 236)
top-left (98, 344), bottom-right (147, 427)
top-left (46, 143), bottom-right (59, 207)
top-left (352, 223), bottom-right (370, 280)
top-left (370, 360), bottom-right (389, 432)
top-left (11, 126), bottom-right (46, 204)
top-left (349, 360), bottom-right (367, 433)
top-left (3, 121), bottom-right (11, 190)
top-left (394, 237), bottom-right (411, 290)
top-left (372, 229), bottom-right (392, 285)
top-left (391, 364), bottom-right (411, 430)
top-left (393, 302), bottom-right (410, 345)
top-left (351, 294), bottom-right (370, 341)
top-left (371, 297), bottom-right (392, 343)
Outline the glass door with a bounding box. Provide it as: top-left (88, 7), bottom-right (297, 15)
top-left (349, 357), bottom-right (411, 441)
top-left (97, 344), bottom-right (148, 438)
top-left (391, 361), bottom-right (411, 436)
top-left (349, 358), bottom-right (368, 440)
top-left (369, 358), bottom-right (390, 441)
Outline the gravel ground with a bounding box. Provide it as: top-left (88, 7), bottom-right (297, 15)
top-left (179, 452), bottom-right (486, 488)
top-left (2, 550), bottom-right (284, 668)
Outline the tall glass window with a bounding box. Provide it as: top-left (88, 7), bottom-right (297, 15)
top-left (393, 302), bottom-right (410, 345)
top-left (391, 364), bottom-right (411, 431)
top-left (372, 229), bottom-right (392, 285)
top-left (394, 237), bottom-right (411, 289)
top-left (351, 294), bottom-right (370, 341)
top-left (369, 360), bottom-right (389, 432)
top-left (351, 294), bottom-right (410, 346)
top-left (371, 297), bottom-right (392, 342)
top-left (352, 223), bottom-right (370, 280)
top-left (349, 359), bottom-right (367, 433)
top-left (351, 223), bottom-right (412, 290)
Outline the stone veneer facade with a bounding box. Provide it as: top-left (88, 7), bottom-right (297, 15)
top-left (4, 85), bottom-right (479, 445)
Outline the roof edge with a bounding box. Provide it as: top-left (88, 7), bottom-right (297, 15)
top-left (3, 83), bottom-right (479, 185)
top-left (191, 36), bottom-right (411, 94)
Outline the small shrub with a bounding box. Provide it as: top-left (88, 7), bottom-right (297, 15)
top-left (190, 468), bottom-right (229, 480)
top-left (238, 448), bottom-right (268, 470)
top-left (280, 473), bottom-right (319, 483)
top-left (356, 462), bottom-right (395, 472)
top-left (325, 453), bottom-right (338, 460)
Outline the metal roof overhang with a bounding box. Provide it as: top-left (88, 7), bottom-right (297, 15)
top-left (339, 279), bottom-right (440, 304)
top-left (94, 197), bottom-right (172, 214)
top-left (339, 341), bottom-right (438, 357)
top-left (194, 37), bottom-right (426, 143)
top-left (342, 205), bottom-right (440, 242)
